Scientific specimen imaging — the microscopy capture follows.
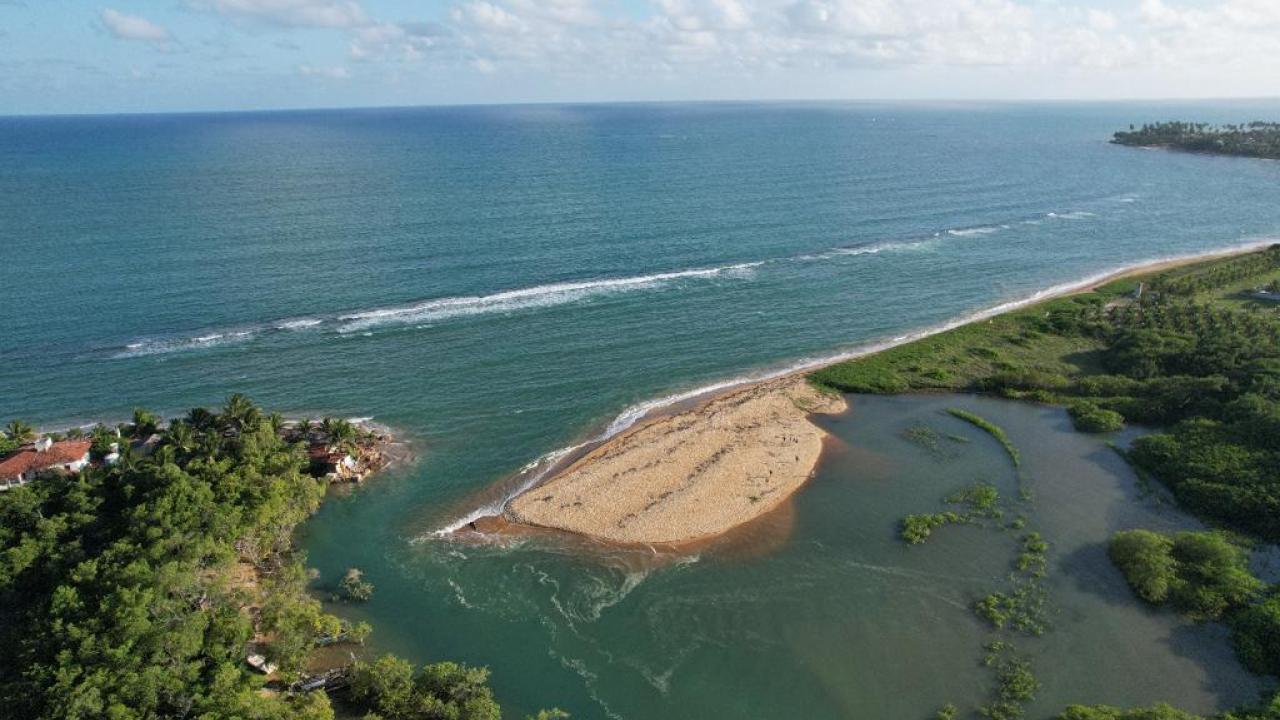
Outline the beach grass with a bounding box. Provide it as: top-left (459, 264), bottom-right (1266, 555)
top-left (809, 297), bottom-right (1107, 395)
top-left (945, 408), bottom-right (1021, 468)
top-left (808, 252), bottom-right (1253, 398)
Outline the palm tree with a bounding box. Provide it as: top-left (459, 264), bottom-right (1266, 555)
top-left (222, 394), bottom-right (261, 434)
top-left (132, 408), bottom-right (160, 438)
top-left (320, 417), bottom-right (356, 448)
top-left (186, 407), bottom-right (215, 431)
top-left (165, 422), bottom-right (196, 457)
top-left (294, 418), bottom-right (313, 444)
top-left (5, 420), bottom-right (35, 444)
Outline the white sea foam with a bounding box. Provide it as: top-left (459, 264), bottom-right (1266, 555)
top-left (427, 240), bottom-right (1277, 538)
top-left (1048, 211), bottom-right (1097, 220)
top-left (796, 237), bottom-right (937, 262)
top-left (112, 330), bottom-right (256, 359)
top-left (277, 318), bottom-right (323, 330)
top-left (336, 262), bottom-right (764, 334)
top-left (946, 225), bottom-right (1001, 237)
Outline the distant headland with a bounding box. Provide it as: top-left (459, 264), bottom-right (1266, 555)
top-left (1112, 121), bottom-right (1280, 160)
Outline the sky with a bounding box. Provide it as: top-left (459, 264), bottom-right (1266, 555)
top-left (1, 0), bottom-right (1279, 114)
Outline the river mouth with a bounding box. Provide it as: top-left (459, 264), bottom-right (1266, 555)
top-left (380, 392), bottom-right (1270, 719)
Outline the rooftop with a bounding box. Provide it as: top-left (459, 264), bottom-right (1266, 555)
top-left (0, 440), bottom-right (92, 481)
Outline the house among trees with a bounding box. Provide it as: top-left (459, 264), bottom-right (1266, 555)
top-left (308, 445), bottom-right (362, 481)
top-left (0, 438), bottom-right (92, 490)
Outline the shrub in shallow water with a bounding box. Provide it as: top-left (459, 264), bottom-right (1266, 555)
top-left (1231, 595), bottom-right (1280, 676)
top-left (1109, 530), bottom-right (1262, 620)
top-left (1053, 703), bottom-right (1206, 719)
top-left (901, 512), bottom-right (966, 544)
top-left (341, 567), bottom-right (375, 602)
top-left (946, 408), bottom-right (1021, 468)
top-left (1069, 401), bottom-right (1125, 433)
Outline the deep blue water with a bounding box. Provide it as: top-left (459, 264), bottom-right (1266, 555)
top-left (4, 100), bottom-right (1280, 718)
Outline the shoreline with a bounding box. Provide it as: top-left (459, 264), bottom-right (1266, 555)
top-left (445, 241), bottom-right (1273, 545)
top-left (5, 413), bottom-right (403, 487)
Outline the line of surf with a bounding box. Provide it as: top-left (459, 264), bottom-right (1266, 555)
top-left (109, 261), bottom-right (764, 358)
top-left (427, 238), bottom-right (1275, 538)
top-left (335, 262), bottom-right (764, 333)
top-left (108, 205), bottom-right (1101, 360)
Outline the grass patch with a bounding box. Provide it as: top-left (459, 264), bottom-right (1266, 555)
top-left (901, 511), bottom-right (967, 544)
top-left (946, 408), bottom-right (1021, 468)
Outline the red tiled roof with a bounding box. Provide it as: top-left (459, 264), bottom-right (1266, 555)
top-left (0, 440), bottom-right (92, 480)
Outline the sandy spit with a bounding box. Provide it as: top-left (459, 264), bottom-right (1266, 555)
top-left (504, 377), bottom-right (846, 545)
top-left (497, 243), bottom-right (1269, 546)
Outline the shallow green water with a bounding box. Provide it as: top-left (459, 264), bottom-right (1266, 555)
top-left (303, 394), bottom-right (1269, 718)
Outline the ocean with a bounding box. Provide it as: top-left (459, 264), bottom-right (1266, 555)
top-left (4, 100), bottom-right (1280, 718)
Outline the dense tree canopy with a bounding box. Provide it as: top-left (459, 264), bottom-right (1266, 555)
top-left (1109, 530), bottom-right (1262, 620)
top-left (1113, 122), bottom-right (1280, 160)
top-left (0, 395), bottom-right (335, 718)
top-left (0, 396), bottom-right (525, 720)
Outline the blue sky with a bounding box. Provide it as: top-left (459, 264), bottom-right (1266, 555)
top-left (2, 0), bottom-right (1278, 114)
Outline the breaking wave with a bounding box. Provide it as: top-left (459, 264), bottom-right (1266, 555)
top-left (112, 330), bottom-right (257, 359)
top-left (336, 263), bottom-right (763, 334)
top-left (109, 261), bottom-right (763, 359)
top-left (107, 206), bottom-right (1104, 361)
top-left (946, 224), bottom-right (1007, 237)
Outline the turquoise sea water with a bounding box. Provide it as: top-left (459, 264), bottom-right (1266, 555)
top-left (4, 101), bottom-right (1280, 718)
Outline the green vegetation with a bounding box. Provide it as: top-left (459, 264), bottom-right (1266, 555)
top-left (347, 654), bottom-right (499, 720)
top-left (945, 409), bottom-right (1021, 468)
top-left (1055, 705), bottom-right (1206, 719)
top-left (947, 481), bottom-right (1001, 514)
top-left (817, 247), bottom-right (1280, 719)
top-left (341, 567), bottom-right (375, 602)
top-left (978, 643), bottom-right (1040, 720)
top-left (1016, 532), bottom-right (1049, 577)
top-left (901, 511), bottom-right (966, 544)
top-left (1109, 530), bottom-right (1262, 620)
top-left (1230, 595), bottom-right (1280, 676)
top-left (899, 481), bottom-right (1003, 543)
top-left (1053, 700), bottom-right (1280, 720)
top-left (1, 419), bottom-right (37, 454)
top-left (936, 703), bottom-right (960, 720)
top-left (902, 423), bottom-right (970, 459)
top-left (1069, 401), bottom-right (1125, 433)
top-left (0, 395), bottom-right (524, 720)
top-left (975, 580), bottom-right (1050, 636)
top-left (904, 423), bottom-right (944, 456)
top-left (0, 395), bottom-right (336, 718)
top-left (815, 246), bottom-right (1280, 544)
top-left (1112, 122), bottom-right (1280, 160)
top-left (346, 654), bottom-right (566, 720)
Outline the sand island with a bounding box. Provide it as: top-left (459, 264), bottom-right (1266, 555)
top-left (505, 376), bottom-right (845, 545)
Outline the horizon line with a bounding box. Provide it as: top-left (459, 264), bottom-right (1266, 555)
top-left (5, 94), bottom-right (1280, 120)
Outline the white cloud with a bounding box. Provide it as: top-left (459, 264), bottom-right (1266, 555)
top-left (1086, 9), bottom-right (1117, 32)
top-left (171, 0), bottom-right (1280, 100)
top-left (101, 8), bottom-right (172, 43)
top-left (297, 63), bottom-right (350, 78)
top-left (193, 0), bottom-right (368, 29)
top-left (419, 0), bottom-right (1280, 83)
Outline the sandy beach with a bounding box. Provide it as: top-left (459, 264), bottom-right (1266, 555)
top-left (498, 243), bottom-right (1269, 546)
top-left (505, 376), bottom-right (845, 545)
